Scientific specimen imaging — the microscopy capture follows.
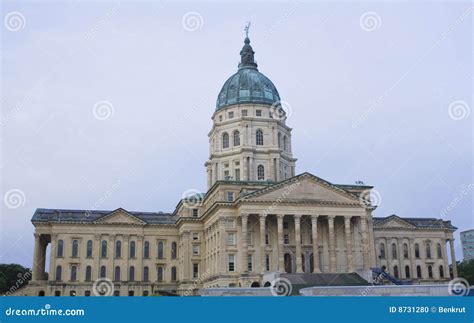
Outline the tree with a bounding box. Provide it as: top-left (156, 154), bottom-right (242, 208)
top-left (457, 259), bottom-right (474, 285)
top-left (0, 264), bottom-right (32, 295)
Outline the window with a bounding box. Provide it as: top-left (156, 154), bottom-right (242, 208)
top-left (158, 241), bottom-right (164, 259)
top-left (380, 243), bottom-right (385, 259)
top-left (157, 267), bottom-right (163, 282)
top-left (115, 241), bottom-right (122, 258)
top-left (283, 221), bottom-right (289, 229)
top-left (219, 115), bottom-right (222, 122)
top-left (415, 243), bottom-right (420, 258)
top-left (428, 265), bottom-right (433, 278)
top-left (256, 130), bottom-right (263, 145)
top-left (284, 234), bottom-right (289, 244)
top-left (70, 265), bottom-right (77, 281)
top-left (144, 241), bottom-right (150, 259)
top-left (85, 266), bottom-right (92, 282)
top-left (233, 131), bottom-right (240, 146)
top-left (393, 265), bottom-right (399, 279)
top-left (265, 234), bottom-right (269, 245)
top-left (143, 291), bottom-right (149, 296)
top-left (228, 111), bottom-right (234, 118)
top-left (129, 241), bottom-right (136, 258)
top-left (171, 266), bottom-right (177, 281)
top-left (265, 254), bottom-right (270, 271)
top-left (416, 265), bottom-right (422, 278)
top-left (57, 240), bottom-right (64, 257)
top-left (405, 265), bottom-right (410, 278)
top-left (192, 233), bottom-right (199, 241)
top-left (247, 254), bottom-right (253, 272)
top-left (192, 209), bottom-right (199, 217)
top-left (283, 136), bottom-right (288, 152)
top-left (247, 232), bottom-right (253, 245)
top-left (72, 239), bottom-right (79, 257)
top-left (192, 245), bottom-right (200, 255)
top-left (86, 240), bottom-right (93, 258)
top-left (171, 242), bottom-right (177, 259)
top-left (227, 233), bottom-right (236, 245)
top-left (55, 265), bottom-right (62, 281)
top-left (226, 219), bottom-right (235, 228)
top-left (227, 191), bottom-right (234, 202)
top-left (257, 165), bottom-right (265, 180)
top-left (426, 243), bottom-right (431, 258)
top-left (100, 266), bottom-right (106, 278)
top-left (437, 243), bottom-right (442, 258)
top-left (228, 254), bottom-right (235, 272)
top-left (193, 263), bottom-right (199, 278)
top-left (70, 290), bottom-right (76, 296)
top-left (101, 240), bottom-right (107, 258)
top-left (403, 243), bottom-right (408, 259)
top-left (278, 132), bottom-right (282, 148)
top-left (143, 266), bottom-right (149, 282)
top-left (222, 132), bottom-right (229, 149)
top-left (114, 266), bottom-right (121, 282)
top-left (242, 109), bottom-right (248, 116)
top-left (224, 170), bottom-right (230, 179)
top-left (113, 291), bottom-right (120, 296)
top-left (439, 265), bottom-right (444, 278)
top-left (256, 109), bottom-right (262, 117)
top-left (391, 243), bottom-right (397, 259)
top-left (85, 291), bottom-right (91, 296)
top-left (129, 266), bottom-right (135, 282)
top-left (235, 169), bottom-right (240, 181)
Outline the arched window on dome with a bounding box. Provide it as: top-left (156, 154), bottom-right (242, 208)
top-left (256, 130), bottom-right (263, 146)
top-left (257, 165), bottom-right (265, 180)
top-left (233, 130), bottom-right (240, 146)
top-left (222, 132), bottom-right (229, 149)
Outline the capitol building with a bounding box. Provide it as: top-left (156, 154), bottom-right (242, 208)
top-left (23, 34), bottom-right (458, 296)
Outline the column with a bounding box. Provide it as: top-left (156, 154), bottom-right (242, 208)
top-left (360, 217), bottom-right (369, 270)
top-left (219, 218), bottom-right (227, 274)
top-left (277, 214), bottom-right (285, 272)
top-left (182, 231), bottom-right (191, 279)
top-left (94, 234), bottom-right (101, 279)
top-left (240, 214), bottom-right (248, 272)
top-left (409, 238), bottom-right (416, 279)
top-left (137, 236), bottom-right (143, 281)
top-left (259, 214), bottom-right (267, 272)
top-left (48, 234), bottom-right (57, 281)
top-left (294, 215), bottom-right (303, 273)
top-left (328, 216), bottom-right (337, 273)
top-left (311, 215), bottom-right (321, 273)
top-left (249, 157), bottom-right (254, 181)
top-left (449, 238), bottom-right (458, 278)
top-left (344, 217), bottom-right (354, 273)
top-left (32, 233), bottom-right (41, 281)
top-left (108, 235), bottom-right (115, 281)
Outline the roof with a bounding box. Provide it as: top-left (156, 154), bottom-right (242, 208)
top-left (31, 208), bottom-right (177, 225)
top-left (373, 215), bottom-right (457, 230)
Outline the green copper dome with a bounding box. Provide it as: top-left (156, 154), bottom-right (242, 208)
top-left (216, 37), bottom-right (281, 111)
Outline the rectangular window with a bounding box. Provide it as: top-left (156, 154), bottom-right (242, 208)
top-left (265, 234), bottom-right (269, 245)
top-left (192, 209), bottom-right (198, 217)
top-left (283, 221), bottom-right (289, 229)
top-left (235, 169), bottom-right (240, 181)
top-left (256, 109), bottom-right (262, 117)
top-left (224, 170), bottom-right (230, 179)
top-left (228, 111), bottom-right (234, 118)
top-left (226, 219), bottom-right (235, 229)
top-left (192, 245), bottom-right (199, 255)
top-left (266, 254), bottom-right (270, 271)
top-left (228, 254), bottom-right (235, 272)
top-left (219, 115), bottom-right (222, 122)
top-left (193, 263), bottom-right (199, 278)
top-left (227, 232), bottom-right (236, 245)
top-left (242, 110), bottom-right (248, 116)
top-left (247, 232), bottom-right (253, 245)
top-left (192, 233), bottom-right (199, 241)
top-left (227, 192), bottom-right (234, 202)
top-left (284, 234), bottom-right (289, 244)
top-left (247, 255), bottom-right (253, 272)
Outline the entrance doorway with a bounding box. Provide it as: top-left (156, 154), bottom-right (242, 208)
top-left (284, 253), bottom-right (292, 273)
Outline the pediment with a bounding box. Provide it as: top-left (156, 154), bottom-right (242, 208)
top-left (93, 208), bottom-right (146, 225)
top-left (376, 216), bottom-right (415, 229)
top-left (242, 173), bottom-right (359, 204)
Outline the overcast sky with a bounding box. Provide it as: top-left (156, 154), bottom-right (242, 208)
top-left (1, 1), bottom-right (472, 267)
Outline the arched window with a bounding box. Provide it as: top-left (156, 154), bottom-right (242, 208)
top-left (101, 240), bottom-right (107, 258)
top-left (100, 266), bottom-right (106, 278)
top-left (171, 266), bottom-right (177, 281)
top-left (403, 243), bottom-right (408, 259)
top-left (415, 243), bottom-right (420, 258)
top-left (233, 131), bottom-right (240, 146)
top-left (393, 265), bottom-right (399, 278)
top-left (85, 266), bottom-right (92, 282)
top-left (55, 265), bottom-right (62, 281)
top-left (283, 136), bottom-right (288, 152)
top-left (278, 132), bottom-right (282, 148)
top-left (257, 165), bottom-right (265, 180)
top-left (171, 242), bottom-right (177, 259)
top-left (143, 266), bottom-right (149, 282)
top-left (256, 130), bottom-right (264, 146)
top-left (428, 265), bottom-right (433, 278)
top-left (57, 240), bottom-right (64, 257)
top-left (157, 267), bottom-right (163, 282)
top-left (437, 243), bottom-right (442, 258)
top-left (222, 132), bottom-right (229, 149)
top-left (416, 265), bottom-right (422, 278)
top-left (158, 241), bottom-right (164, 259)
top-left (144, 241), bottom-right (150, 259)
top-left (72, 240), bottom-right (79, 257)
top-left (129, 266), bottom-right (135, 281)
top-left (114, 266), bottom-right (121, 282)
top-left (115, 241), bottom-right (121, 258)
top-left (426, 243), bottom-right (431, 258)
top-left (129, 241), bottom-right (136, 258)
top-left (86, 240), bottom-right (93, 258)
top-left (391, 243), bottom-right (397, 259)
top-left (380, 243), bottom-right (386, 259)
top-left (405, 265), bottom-right (410, 278)
top-left (70, 265), bottom-right (77, 281)
top-left (439, 265), bottom-right (444, 278)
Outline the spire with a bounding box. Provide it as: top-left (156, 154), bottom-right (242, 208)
top-left (239, 22), bottom-right (258, 69)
